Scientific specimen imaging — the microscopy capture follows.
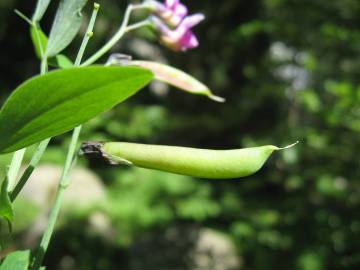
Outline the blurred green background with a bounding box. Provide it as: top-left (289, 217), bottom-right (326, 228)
top-left (0, 0), bottom-right (359, 269)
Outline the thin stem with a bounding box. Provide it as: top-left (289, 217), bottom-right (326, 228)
top-left (40, 57), bottom-right (48, 75)
top-left (125, 19), bottom-right (151, 33)
top-left (74, 2), bottom-right (100, 66)
top-left (9, 138), bottom-right (50, 201)
top-left (14, 9), bottom-right (33, 25)
top-left (7, 149), bottom-right (26, 191)
top-left (31, 127), bottom-right (82, 270)
top-left (81, 3), bottom-right (149, 66)
top-left (31, 4), bottom-right (100, 269)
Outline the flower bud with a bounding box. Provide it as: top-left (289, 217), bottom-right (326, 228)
top-left (145, 0), bottom-right (188, 27)
top-left (150, 14), bottom-right (205, 51)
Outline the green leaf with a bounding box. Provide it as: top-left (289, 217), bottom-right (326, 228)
top-left (0, 250), bottom-right (30, 270)
top-left (49, 54), bottom-right (74, 69)
top-left (0, 179), bottom-right (13, 223)
top-left (46, 0), bottom-right (88, 57)
top-left (0, 66), bottom-right (153, 154)
top-left (30, 26), bottom-right (73, 68)
top-left (130, 61), bottom-right (225, 102)
top-left (32, 0), bottom-right (51, 22)
top-left (30, 26), bottom-right (48, 59)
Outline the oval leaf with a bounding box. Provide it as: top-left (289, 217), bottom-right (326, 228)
top-left (131, 61), bottom-right (225, 102)
top-left (30, 27), bottom-right (73, 68)
top-left (49, 54), bottom-right (74, 69)
top-left (0, 250), bottom-right (30, 270)
top-left (0, 179), bottom-right (13, 223)
top-left (46, 0), bottom-right (88, 57)
top-left (0, 66), bottom-right (153, 154)
top-left (30, 26), bottom-right (47, 59)
top-left (32, 0), bottom-right (51, 22)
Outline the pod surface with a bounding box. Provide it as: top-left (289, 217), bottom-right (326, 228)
top-left (101, 142), bottom-right (279, 179)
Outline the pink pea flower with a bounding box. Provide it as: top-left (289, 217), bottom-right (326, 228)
top-left (150, 13), bottom-right (205, 51)
top-left (146, 0), bottom-right (188, 26)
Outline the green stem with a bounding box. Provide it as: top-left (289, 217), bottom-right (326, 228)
top-left (6, 149), bottom-right (26, 191)
top-left (74, 2), bottom-right (100, 66)
top-left (31, 4), bottom-right (100, 270)
top-left (125, 19), bottom-right (151, 33)
top-left (81, 3), bottom-right (149, 66)
top-left (14, 9), bottom-right (33, 25)
top-left (31, 126), bottom-right (82, 270)
top-left (40, 57), bottom-right (48, 75)
top-left (9, 138), bottom-right (50, 202)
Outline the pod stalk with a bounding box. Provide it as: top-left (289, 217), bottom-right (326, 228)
top-left (80, 141), bottom-right (132, 165)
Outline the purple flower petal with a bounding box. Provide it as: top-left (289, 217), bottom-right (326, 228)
top-left (177, 30), bottom-right (199, 51)
top-left (148, 1), bottom-right (205, 52)
top-left (174, 3), bottom-right (188, 17)
top-left (181, 14), bottom-right (205, 28)
top-left (157, 18), bottom-right (202, 51)
top-left (165, 0), bottom-right (178, 8)
top-left (148, 0), bottom-right (189, 27)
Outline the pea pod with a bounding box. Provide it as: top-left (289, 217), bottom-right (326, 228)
top-left (129, 60), bottom-right (225, 102)
top-left (106, 54), bottom-right (225, 102)
top-left (81, 141), bottom-right (298, 179)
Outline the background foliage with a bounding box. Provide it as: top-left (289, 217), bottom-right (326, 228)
top-left (0, 0), bottom-right (359, 269)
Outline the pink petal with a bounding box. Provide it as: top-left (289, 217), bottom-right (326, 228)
top-left (150, 16), bottom-right (171, 35)
top-left (181, 13), bottom-right (205, 28)
top-left (165, 0), bottom-right (178, 8)
top-left (187, 34), bottom-right (199, 49)
top-left (174, 3), bottom-right (188, 17)
top-left (179, 31), bottom-right (199, 51)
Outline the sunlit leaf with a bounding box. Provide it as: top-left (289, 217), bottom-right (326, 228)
top-left (32, 0), bottom-right (51, 22)
top-left (30, 26), bottom-right (47, 59)
top-left (30, 26), bottom-right (73, 68)
top-left (45, 0), bottom-right (88, 57)
top-left (0, 66), bottom-right (153, 154)
top-left (49, 54), bottom-right (74, 69)
top-left (0, 179), bottom-right (13, 224)
top-left (0, 250), bottom-right (30, 270)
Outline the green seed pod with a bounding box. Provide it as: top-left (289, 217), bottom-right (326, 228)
top-left (130, 61), bottom-right (225, 103)
top-left (106, 54), bottom-right (225, 102)
top-left (82, 141), bottom-right (298, 179)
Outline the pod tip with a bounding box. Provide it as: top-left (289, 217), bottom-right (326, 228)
top-left (277, 141), bottom-right (299, 150)
top-left (208, 94), bottom-right (226, 103)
